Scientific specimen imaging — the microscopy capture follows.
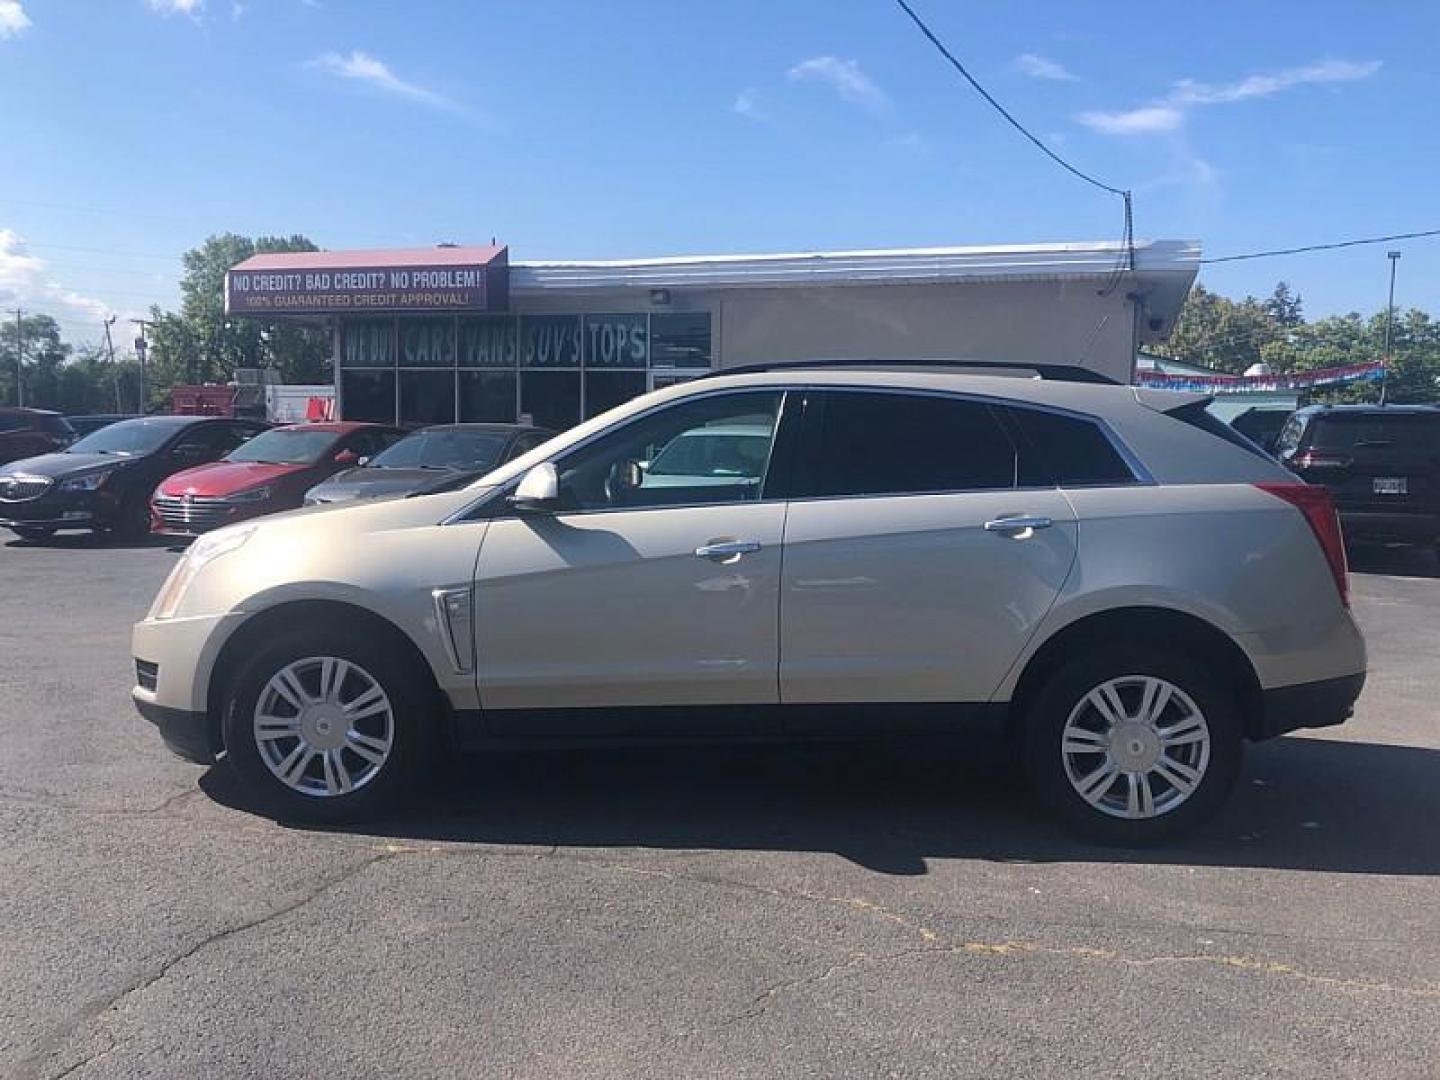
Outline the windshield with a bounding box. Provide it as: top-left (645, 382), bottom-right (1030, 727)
top-left (226, 427), bottom-right (338, 465)
top-left (370, 430), bottom-right (510, 471)
top-left (67, 418), bottom-right (182, 457)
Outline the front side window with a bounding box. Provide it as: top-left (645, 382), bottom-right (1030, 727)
top-left (793, 391), bottom-right (1017, 498)
top-left (550, 391), bottom-right (783, 512)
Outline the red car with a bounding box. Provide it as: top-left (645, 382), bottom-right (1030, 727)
top-left (150, 422), bottom-right (406, 536)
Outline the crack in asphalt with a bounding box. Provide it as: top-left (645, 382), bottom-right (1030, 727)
top-left (18, 851), bottom-right (396, 1080)
top-left (0, 785), bottom-right (204, 819)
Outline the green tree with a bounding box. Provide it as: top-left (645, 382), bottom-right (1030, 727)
top-left (147, 233), bottom-right (332, 396)
top-left (0, 313), bottom-right (71, 408)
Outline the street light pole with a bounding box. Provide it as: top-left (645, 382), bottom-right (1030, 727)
top-left (1381, 250), bottom-right (1400, 405)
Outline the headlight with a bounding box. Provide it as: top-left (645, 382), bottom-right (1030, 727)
top-left (151, 523), bottom-right (258, 620)
top-left (223, 485), bottom-right (272, 504)
top-left (58, 469), bottom-right (113, 492)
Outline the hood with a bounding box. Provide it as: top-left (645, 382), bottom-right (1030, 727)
top-left (0, 452), bottom-right (130, 479)
top-left (308, 466), bottom-right (459, 503)
top-left (158, 460), bottom-right (305, 497)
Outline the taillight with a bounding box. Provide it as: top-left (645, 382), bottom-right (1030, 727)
top-left (1256, 482), bottom-right (1349, 607)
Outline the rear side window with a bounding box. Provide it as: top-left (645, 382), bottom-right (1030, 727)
top-left (1003, 406), bottom-right (1135, 486)
top-left (794, 391), bottom-right (1017, 498)
top-left (1165, 400), bottom-right (1273, 460)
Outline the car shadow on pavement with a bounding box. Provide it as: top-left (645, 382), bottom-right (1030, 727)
top-left (3, 531), bottom-right (179, 551)
top-left (1348, 542), bottom-right (1440, 579)
top-left (200, 731), bottom-right (1440, 877)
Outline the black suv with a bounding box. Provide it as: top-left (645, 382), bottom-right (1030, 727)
top-left (0, 415), bottom-right (267, 541)
top-left (1277, 404), bottom-right (1440, 553)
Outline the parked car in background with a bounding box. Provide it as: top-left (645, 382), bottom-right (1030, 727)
top-left (66, 413), bottom-right (144, 439)
top-left (304, 423), bottom-right (553, 506)
top-left (152, 422), bottom-right (405, 536)
top-left (0, 407), bottom-right (75, 464)
top-left (1228, 407), bottom-right (1292, 454)
top-left (132, 361), bottom-right (1365, 844)
top-left (0, 415), bottom-right (267, 540)
top-left (1277, 404), bottom-right (1440, 554)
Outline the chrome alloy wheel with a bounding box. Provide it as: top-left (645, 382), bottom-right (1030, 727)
top-left (1060, 675), bottom-right (1211, 821)
top-left (253, 656), bottom-right (394, 798)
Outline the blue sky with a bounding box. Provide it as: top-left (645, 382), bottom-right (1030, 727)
top-left (1, 0), bottom-right (1436, 347)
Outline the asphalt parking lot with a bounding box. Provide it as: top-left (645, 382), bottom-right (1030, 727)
top-left (1, 534), bottom-right (1438, 1079)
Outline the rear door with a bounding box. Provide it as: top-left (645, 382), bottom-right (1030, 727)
top-left (778, 389), bottom-right (1077, 711)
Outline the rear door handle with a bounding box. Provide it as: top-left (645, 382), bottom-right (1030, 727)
top-left (983, 515), bottom-right (1054, 535)
top-left (694, 539), bottom-right (763, 560)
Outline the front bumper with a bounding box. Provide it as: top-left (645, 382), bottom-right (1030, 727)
top-left (1254, 671), bottom-right (1366, 740)
top-left (132, 692), bottom-right (220, 764)
top-left (0, 489), bottom-right (109, 530)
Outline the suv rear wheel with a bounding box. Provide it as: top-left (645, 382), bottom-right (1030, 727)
top-left (1022, 647), bottom-right (1243, 845)
top-left (221, 626), bottom-right (431, 824)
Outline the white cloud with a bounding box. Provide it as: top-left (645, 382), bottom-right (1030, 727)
top-left (1015, 52), bottom-right (1077, 82)
top-left (733, 87), bottom-right (771, 123)
top-left (0, 230), bottom-right (120, 335)
top-left (144, 0), bottom-right (203, 16)
top-left (1170, 59), bottom-right (1382, 105)
top-left (0, 1), bottom-right (31, 39)
top-left (1079, 58), bottom-right (1381, 136)
top-left (307, 50), bottom-right (462, 114)
top-left (1078, 105), bottom-right (1184, 135)
top-left (787, 56), bottom-right (889, 115)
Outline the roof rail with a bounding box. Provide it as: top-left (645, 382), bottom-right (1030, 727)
top-left (698, 358), bottom-right (1119, 385)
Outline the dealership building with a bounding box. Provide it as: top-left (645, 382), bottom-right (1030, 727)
top-left (224, 239), bottom-right (1200, 430)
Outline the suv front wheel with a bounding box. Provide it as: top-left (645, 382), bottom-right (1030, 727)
top-left (1023, 647), bottom-right (1243, 845)
top-left (221, 626), bottom-right (430, 823)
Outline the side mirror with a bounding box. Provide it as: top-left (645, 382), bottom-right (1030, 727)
top-left (357, 455), bottom-right (371, 468)
top-left (334, 449), bottom-right (360, 466)
top-left (509, 462), bottom-right (560, 513)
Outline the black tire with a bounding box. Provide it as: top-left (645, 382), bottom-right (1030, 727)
top-left (11, 526), bottom-right (56, 541)
top-left (221, 624), bottom-right (433, 824)
top-left (1021, 646), bottom-right (1244, 846)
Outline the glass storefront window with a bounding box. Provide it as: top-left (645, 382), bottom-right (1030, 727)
top-left (459, 370), bottom-right (519, 423)
top-left (400, 370), bottom-right (456, 425)
top-left (650, 313), bottom-right (711, 368)
top-left (399, 319), bottom-right (456, 367)
top-left (583, 370), bottom-right (647, 420)
top-left (341, 370), bottom-right (396, 422)
top-left (522, 370), bottom-right (581, 430)
top-left (583, 314), bottom-right (648, 368)
top-left (341, 320), bottom-right (396, 368)
top-left (458, 317), bottom-right (517, 368)
top-left (520, 316), bottom-right (582, 368)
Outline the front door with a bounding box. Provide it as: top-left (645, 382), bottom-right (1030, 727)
top-left (473, 389), bottom-right (792, 720)
top-left (779, 389), bottom-right (1078, 708)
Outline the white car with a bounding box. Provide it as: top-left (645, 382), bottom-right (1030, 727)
top-left (132, 362), bottom-right (1366, 843)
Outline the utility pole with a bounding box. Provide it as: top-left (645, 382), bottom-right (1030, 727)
top-left (131, 318), bottom-right (152, 414)
top-left (1381, 250), bottom-right (1400, 406)
top-left (10, 308), bottom-right (23, 408)
top-left (103, 315), bottom-right (122, 412)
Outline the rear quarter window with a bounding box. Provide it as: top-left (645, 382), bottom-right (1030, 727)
top-left (1003, 406), bottom-right (1136, 486)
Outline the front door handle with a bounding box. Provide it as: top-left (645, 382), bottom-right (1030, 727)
top-left (983, 515), bottom-right (1054, 536)
top-left (694, 539), bottom-right (763, 561)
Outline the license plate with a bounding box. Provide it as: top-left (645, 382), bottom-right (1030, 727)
top-left (1373, 477), bottom-right (1407, 495)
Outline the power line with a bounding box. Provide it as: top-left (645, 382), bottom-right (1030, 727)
top-left (1201, 228), bottom-right (1440, 264)
top-left (891, 0), bottom-right (1128, 198)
